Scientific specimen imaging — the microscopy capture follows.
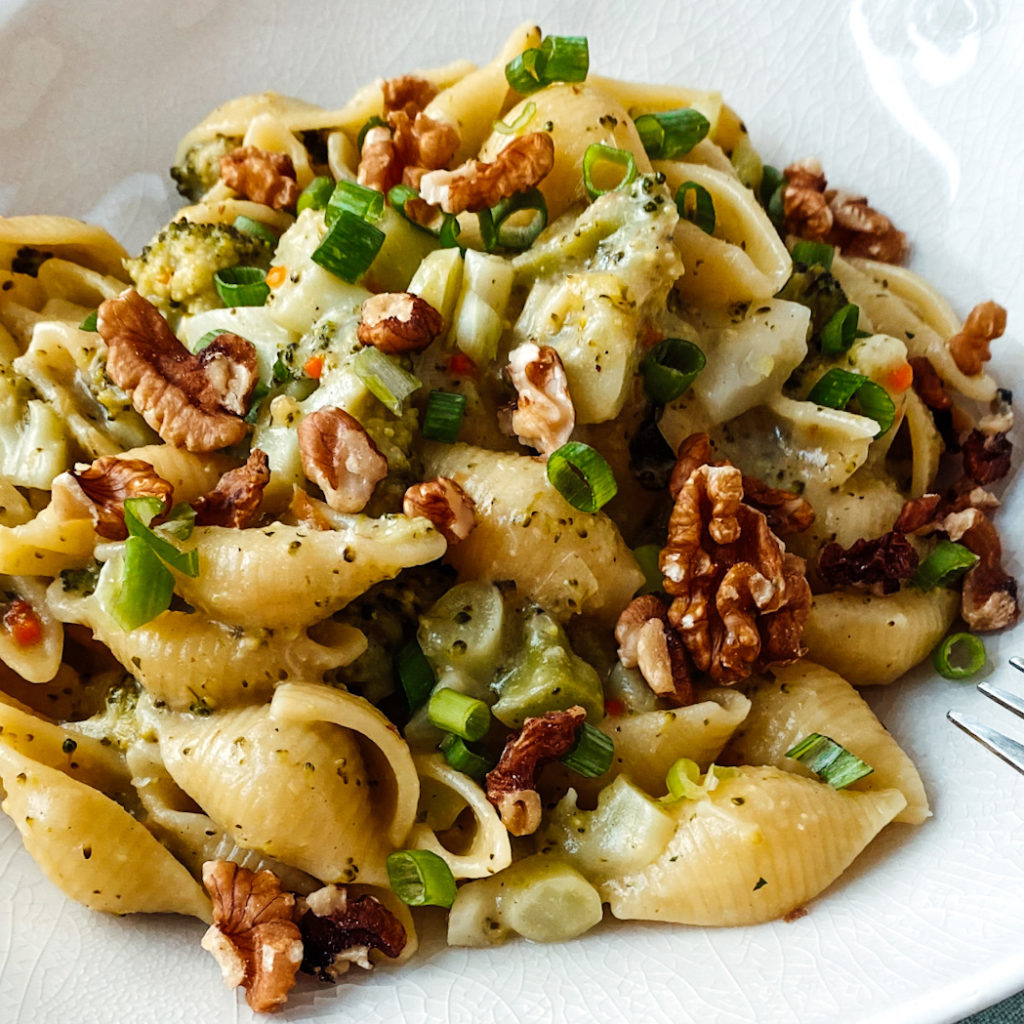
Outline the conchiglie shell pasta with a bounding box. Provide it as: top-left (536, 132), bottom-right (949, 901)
top-left (722, 661), bottom-right (929, 824)
top-left (603, 765), bottom-right (906, 926)
top-left (802, 586), bottom-right (959, 686)
top-left (0, 576), bottom-right (63, 682)
top-left (0, 215), bottom-right (130, 280)
top-left (0, 742), bottom-right (210, 920)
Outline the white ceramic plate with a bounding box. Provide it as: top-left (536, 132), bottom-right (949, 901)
top-left (1, 1), bottom-right (1022, 1021)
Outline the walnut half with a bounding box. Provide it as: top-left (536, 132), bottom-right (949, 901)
top-left (357, 292), bottom-right (444, 354)
top-left (67, 455), bottom-right (174, 540)
top-left (192, 448), bottom-right (271, 528)
top-left (201, 860), bottom-right (304, 1014)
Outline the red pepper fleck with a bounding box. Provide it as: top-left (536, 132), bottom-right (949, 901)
top-left (604, 698), bottom-right (624, 718)
top-left (304, 354), bottom-right (325, 379)
top-left (447, 353), bottom-right (477, 377)
top-left (4, 600), bottom-right (42, 647)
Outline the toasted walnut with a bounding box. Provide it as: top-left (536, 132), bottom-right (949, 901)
top-left (389, 109), bottom-right (460, 176)
top-left (614, 595), bottom-right (692, 706)
top-left (357, 125), bottom-right (402, 194)
top-left (948, 300), bottom-right (1006, 377)
top-left (403, 477), bottom-right (476, 543)
top-left (201, 861), bottom-right (303, 1014)
top-left (741, 475), bottom-right (815, 536)
top-left (507, 343), bottom-right (575, 455)
top-left (357, 292), bottom-right (444, 354)
top-left (382, 75), bottom-right (438, 117)
top-left (668, 432), bottom-right (715, 498)
top-left (68, 456), bottom-right (174, 540)
top-left (817, 531), bottom-right (919, 595)
top-left (893, 493), bottom-right (943, 534)
top-left (193, 449), bottom-right (270, 528)
top-left (419, 132), bottom-right (555, 214)
top-left (485, 706), bottom-right (586, 837)
top-left (219, 145), bottom-right (299, 211)
top-left (977, 389), bottom-right (1014, 437)
top-left (783, 158), bottom-right (833, 240)
top-left (98, 290), bottom-right (257, 451)
top-left (909, 356), bottom-right (952, 410)
top-left (962, 429), bottom-right (1012, 486)
top-left (297, 884), bottom-right (406, 982)
top-left (285, 487), bottom-right (333, 530)
top-left (298, 407), bottom-right (388, 513)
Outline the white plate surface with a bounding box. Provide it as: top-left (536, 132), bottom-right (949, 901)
top-left (1, 1), bottom-right (1022, 1022)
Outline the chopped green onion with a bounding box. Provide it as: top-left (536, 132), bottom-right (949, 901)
top-left (79, 310), bottom-right (98, 332)
top-left (493, 101), bottom-right (537, 134)
top-left (933, 632), bottom-right (986, 679)
top-left (547, 441), bottom-right (617, 514)
top-left (232, 214), bottom-right (278, 245)
top-left (213, 266), bottom-right (269, 307)
top-left (634, 108), bottom-right (710, 160)
top-left (110, 537), bottom-right (175, 632)
top-left (560, 722), bottom-right (613, 777)
top-left (311, 208), bottom-right (385, 283)
top-left (194, 328), bottom-right (231, 352)
top-left (351, 346), bottom-right (421, 414)
top-left (582, 143), bottom-right (638, 200)
top-left (911, 540), bottom-right (980, 592)
top-left (438, 213), bottom-right (461, 248)
top-left (806, 367), bottom-right (896, 437)
top-left (632, 543), bottom-right (663, 595)
top-left (396, 638), bottom-right (435, 713)
top-left (675, 181), bottom-right (715, 234)
top-left (244, 382), bottom-right (270, 423)
top-left (662, 757), bottom-right (704, 801)
top-left (791, 240), bottom-right (835, 271)
top-left (388, 183), bottom-right (422, 221)
top-left (386, 849), bottom-right (457, 908)
top-left (272, 357), bottom-right (291, 383)
top-left (439, 733), bottom-right (493, 781)
top-left (481, 188), bottom-right (548, 251)
top-left (357, 115), bottom-right (387, 152)
top-left (422, 390), bottom-right (466, 443)
top-left (388, 183), bottom-right (461, 248)
top-left (759, 164), bottom-right (784, 209)
top-left (124, 497), bottom-right (199, 577)
top-left (427, 687), bottom-right (491, 742)
top-left (505, 35), bottom-right (589, 95)
top-left (325, 179), bottom-right (385, 227)
top-left (820, 303), bottom-right (860, 355)
top-left (785, 733), bottom-right (873, 789)
top-left (296, 175), bottom-right (335, 215)
top-left (158, 502), bottom-right (197, 541)
top-left (641, 337), bottom-right (706, 405)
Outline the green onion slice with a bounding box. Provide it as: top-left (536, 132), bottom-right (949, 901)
top-left (661, 757), bottom-right (704, 802)
top-left (505, 35), bottom-right (589, 94)
top-left (326, 179), bottom-right (385, 227)
top-left (785, 733), bottom-right (873, 789)
top-left (634, 108), bottom-right (710, 160)
top-left (438, 213), bottom-right (461, 249)
top-left (232, 214), bottom-right (278, 245)
top-left (110, 537), bottom-right (175, 632)
top-left (311, 208), bottom-right (385, 283)
top-left (820, 303), bottom-right (860, 356)
top-left (632, 543), bottom-right (663, 595)
top-left (675, 181), bottom-right (716, 234)
top-left (124, 497), bottom-right (198, 577)
top-left (427, 688), bottom-right (491, 742)
top-left (213, 266), bottom-right (269, 307)
top-left (641, 337), bottom-right (706, 405)
top-left (193, 329), bottom-right (231, 352)
top-left (439, 733), bottom-right (493, 781)
top-left (759, 164), bottom-right (784, 209)
top-left (296, 175), bottom-right (335, 216)
top-left (422, 390), bottom-right (467, 443)
top-left (547, 442), bottom-right (617, 514)
top-left (493, 101), bottom-right (537, 134)
top-left (489, 188), bottom-right (548, 250)
top-left (357, 115), bottom-right (387, 152)
top-left (351, 346), bottom-right (421, 414)
top-left (911, 540), bottom-right (980, 592)
top-left (396, 638), bottom-right (435, 713)
top-left (79, 310), bottom-right (98, 332)
top-left (158, 502), bottom-right (197, 541)
top-left (933, 632), bottom-right (986, 679)
top-left (560, 722), bottom-right (613, 777)
top-left (386, 849), bottom-right (457, 908)
top-left (791, 240), bottom-right (835, 271)
top-left (582, 143), bottom-right (638, 200)
top-left (806, 367), bottom-right (896, 437)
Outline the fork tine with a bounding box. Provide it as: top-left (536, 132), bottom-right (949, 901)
top-left (1009, 656), bottom-right (1024, 675)
top-left (947, 710), bottom-right (1024, 776)
top-left (978, 682), bottom-right (1024, 720)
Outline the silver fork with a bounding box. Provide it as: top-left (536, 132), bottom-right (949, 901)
top-left (947, 656), bottom-right (1024, 775)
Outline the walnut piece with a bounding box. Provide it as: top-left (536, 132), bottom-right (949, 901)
top-left (658, 433), bottom-right (811, 685)
top-left (98, 289), bottom-right (257, 451)
top-left (485, 706), bottom-right (586, 836)
top-left (817, 531), bottom-right (919, 595)
top-left (201, 860), bottom-right (303, 1014)
top-left (382, 75), bottom-right (438, 118)
top-left (507, 343), bottom-right (575, 455)
top-left (948, 300), bottom-right (1007, 377)
top-left (614, 595), bottom-right (692, 705)
top-left (298, 884), bottom-right (407, 982)
top-left (741, 475), bottom-right (815, 536)
top-left (298, 406), bottom-right (388, 513)
top-left (193, 449), bottom-right (270, 528)
top-left (783, 158), bottom-right (908, 264)
top-left (909, 356), bottom-right (952, 411)
top-left (357, 125), bottom-right (402, 195)
top-left (962, 429), bottom-right (1012, 486)
top-left (357, 292), bottom-right (444, 354)
top-left (69, 456), bottom-right (174, 540)
top-left (403, 477), bottom-right (476, 543)
top-left (419, 132), bottom-right (555, 214)
top-left (219, 145), bottom-right (300, 211)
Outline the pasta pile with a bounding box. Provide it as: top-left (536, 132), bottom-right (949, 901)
top-left (0, 22), bottom-right (1017, 1014)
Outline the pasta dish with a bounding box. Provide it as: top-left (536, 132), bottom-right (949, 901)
top-left (0, 22), bottom-right (1017, 1014)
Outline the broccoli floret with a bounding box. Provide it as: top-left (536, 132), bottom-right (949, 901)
top-left (169, 134), bottom-right (240, 201)
top-left (125, 218), bottom-right (272, 321)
